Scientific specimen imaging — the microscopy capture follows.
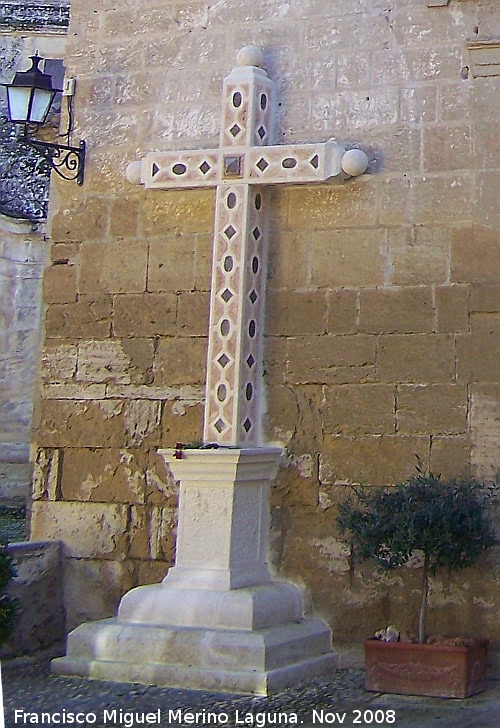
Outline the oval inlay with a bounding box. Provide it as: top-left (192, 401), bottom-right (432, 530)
top-left (172, 163), bottom-right (187, 175)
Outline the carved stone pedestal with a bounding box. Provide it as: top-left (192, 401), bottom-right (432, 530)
top-left (52, 448), bottom-right (339, 695)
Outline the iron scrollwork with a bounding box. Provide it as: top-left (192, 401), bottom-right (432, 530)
top-left (26, 137), bottom-right (86, 186)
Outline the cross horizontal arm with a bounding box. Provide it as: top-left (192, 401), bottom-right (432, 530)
top-left (246, 141), bottom-right (344, 185)
top-left (127, 141), bottom-right (358, 191)
top-left (140, 149), bottom-right (220, 189)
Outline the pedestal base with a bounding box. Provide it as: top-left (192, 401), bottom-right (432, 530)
top-left (52, 448), bottom-right (339, 694)
top-left (52, 614), bottom-right (339, 695)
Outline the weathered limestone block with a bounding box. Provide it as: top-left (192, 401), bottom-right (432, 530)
top-left (311, 87), bottom-right (399, 133)
top-left (160, 400), bottom-right (204, 448)
top-left (50, 195), bottom-right (108, 243)
top-left (457, 315), bottom-right (500, 382)
top-left (32, 448), bottom-right (61, 501)
top-left (63, 558), bottom-right (137, 631)
top-left (0, 216), bottom-right (46, 491)
top-left (148, 232), bottom-right (212, 293)
top-left (423, 124), bottom-right (474, 173)
top-left (413, 175), bottom-right (473, 225)
top-left (60, 448), bottom-right (146, 504)
top-left (1, 542), bottom-right (65, 659)
top-left (323, 384), bottom-right (396, 435)
top-left (287, 334), bottom-right (376, 385)
top-left (388, 226), bottom-right (450, 286)
top-left (30, 501), bottom-right (129, 559)
top-left (177, 291), bottom-right (210, 336)
top-left (144, 452), bottom-right (178, 505)
top-left (128, 505), bottom-right (176, 561)
top-left (41, 342), bottom-right (78, 384)
top-left (326, 289), bottom-right (358, 334)
top-left (266, 384), bottom-right (323, 452)
top-left (377, 334), bottom-right (456, 383)
top-left (153, 337), bottom-right (207, 386)
top-left (265, 291), bottom-right (326, 336)
top-left (285, 185), bottom-right (377, 231)
top-left (109, 195), bottom-right (141, 238)
top-left (43, 263), bottom-right (77, 304)
top-left (359, 287), bottom-right (434, 334)
top-left (45, 296), bottom-right (112, 339)
top-left (37, 397), bottom-right (163, 448)
top-left (268, 230), bottom-right (309, 290)
top-left (140, 190), bottom-right (214, 236)
top-left (78, 240), bottom-right (147, 294)
top-left (429, 436), bottom-right (472, 479)
top-left (397, 384), bottom-right (468, 435)
top-left (435, 285), bottom-right (469, 333)
top-left (76, 339), bottom-right (155, 385)
top-left (378, 178), bottom-right (413, 227)
top-left (36, 399), bottom-right (126, 448)
top-left (470, 384), bottom-right (500, 481)
top-left (400, 86), bottom-right (439, 124)
top-left (320, 434), bottom-right (429, 487)
top-left (470, 283), bottom-right (500, 313)
top-left (309, 228), bottom-right (387, 288)
top-left (124, 400), bottom-right (162, 446)
top-left (113, 293), bottom-right (177, 337)
top-left (452, 225), bottom-right (500, 283)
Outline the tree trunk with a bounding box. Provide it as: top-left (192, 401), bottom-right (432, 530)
top-left (418, 554), bottom-right (430, 644)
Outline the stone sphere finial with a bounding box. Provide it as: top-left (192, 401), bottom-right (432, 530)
top-left (341, 148), bottom-right (369, 177)
top-left (126, 160), bottom-right (142, 185)
top-left (237, 46), bottom-right (264, 68)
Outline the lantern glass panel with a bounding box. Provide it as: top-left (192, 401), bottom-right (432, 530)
top-left (30, 87), bottom-right (54, 123)
top-left (6, 86), bottom-right (32, 123)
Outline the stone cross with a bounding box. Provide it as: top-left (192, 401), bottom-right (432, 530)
top-left (127, 46), bottom-right (368, 448)
top-left (54, 46), bottom-right (369, 695)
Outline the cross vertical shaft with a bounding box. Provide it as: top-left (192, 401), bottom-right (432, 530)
top-left (203, 54), bottom-right (274, 446)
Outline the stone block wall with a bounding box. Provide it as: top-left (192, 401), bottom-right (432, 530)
top-left (31, 0), bottom-right (500, 648)
top-left (0, 215), bottom-right (47, 504)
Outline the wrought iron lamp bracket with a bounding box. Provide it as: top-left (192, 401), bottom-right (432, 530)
top-left (23, 132), bottom-right (86, 186)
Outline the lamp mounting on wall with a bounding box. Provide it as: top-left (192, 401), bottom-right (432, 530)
top-left (2, 53), bottom-right (85, 185)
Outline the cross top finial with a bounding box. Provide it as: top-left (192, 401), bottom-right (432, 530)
top-left (236, 46), bottom-right (264, 68)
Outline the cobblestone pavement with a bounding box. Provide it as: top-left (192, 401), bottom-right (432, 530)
top-left (3, 657), bottom-right (500, 728)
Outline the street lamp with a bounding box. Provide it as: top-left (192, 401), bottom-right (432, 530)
top-left (2, 53), bottom-right (86, 185)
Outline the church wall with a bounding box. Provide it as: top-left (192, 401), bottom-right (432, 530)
top-left (30, 0), bottom-right (500, 656)
top-left (0, 2), bottom-right (69, 507)
top-left (0, 215), bottom-right (46, 505)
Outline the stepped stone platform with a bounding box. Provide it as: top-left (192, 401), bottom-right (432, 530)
top-left (52, 447), bottom-right (340, 695)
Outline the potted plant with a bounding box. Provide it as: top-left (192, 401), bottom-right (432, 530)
top-left (337, 463), bottom-right (496, 698)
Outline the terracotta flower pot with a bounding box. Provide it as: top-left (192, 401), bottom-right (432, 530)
top-left (364, 637), bottom-right (489, 698)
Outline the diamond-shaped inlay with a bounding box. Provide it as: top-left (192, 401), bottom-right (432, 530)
top-left (215, 418), bottom-right (226, 433)
top-left (246, 354), bottom-right (255, 368)
top-left (218, 353), bottom-right (230, 368)
top-left (310, 154), bottom-right (319, 169)
top-left (257, 125), bottom-right (266, 139)
top-left (229, 123), bottom-right (242, 137)
top-left (252, 226), bottom-right (261, 240)
top-left (256, 157), bottom-right (269, 172)
top-left (243, 418), bottom-right (252, 432)
top-left (199, 160), bottom-right (211, 175)
top-left (249, 290), bottom-right (258, 304)
top-left (221, 288), bottom-right (233, 303)
top-left (224, 225), bottom-right (237, 239)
